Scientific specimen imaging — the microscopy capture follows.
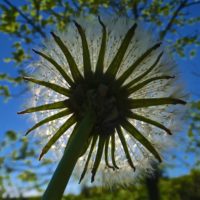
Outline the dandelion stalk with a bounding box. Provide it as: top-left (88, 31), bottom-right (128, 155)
top-left (42, 108), bottom-right (95, 200)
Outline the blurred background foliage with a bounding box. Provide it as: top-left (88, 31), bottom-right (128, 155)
top-left (1, 169), bottom-right (200, 199)
top-left (0, 0), bottom-right (200, 199)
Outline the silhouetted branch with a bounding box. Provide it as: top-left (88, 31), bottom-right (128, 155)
top-left (132, 1), bottom-right (139, 20)
top-left (186, 0), bottom-right (200, 7)
top-left (160, 0), bottom-right (188, 39)
top-left (3, 0), bottom-right (46, 38)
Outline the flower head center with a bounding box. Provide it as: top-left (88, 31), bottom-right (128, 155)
top-left (68, 73), bottom-right (129, 136)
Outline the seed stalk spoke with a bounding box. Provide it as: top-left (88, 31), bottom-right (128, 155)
top-left (23, 76), bottom-right (70, 97)
top-left (79, 136), bottom-right (92, 158)
top-left (118, 42), bottom-right (161, 85)
top-left (129, 97), bottom-right (186, 109)
top-left (32, 49), bottom-right (73, 86)
top-left (39, 115), bottom-right (76, 160)
top-left (51, 32), bottom-right (82, 82)
top-left (128, 112), bottom-right (172, 135)
top-left (111, 134), bottom-right (119, 169)
top-left (104, 135), bottom-right (115, 170)
top-left (122, 120), bottom-right (162, 162)
top-left (95, 16), bottom-right (107, 74)
top-left (125, 52), bottom-right (163, 88)
top-left (79, 134), bottom-right (98, 183)
top-left (91, 135), bottom-right (105, 182)
top-left (117, 126), bottom-right (135, 170)
top-left (127, 75), bottom-right (174, 95)
top-left (106, 23), bottom-right (137, 77)
top-left (74, 21), bottom-right (92, 78)
top-left (26, 109), bottom-right (71, 135)
top-left (18, 100), bottom-right (68, 114)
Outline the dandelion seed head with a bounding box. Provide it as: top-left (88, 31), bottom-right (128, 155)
top-left (21, 16), bottom-right (186, 186)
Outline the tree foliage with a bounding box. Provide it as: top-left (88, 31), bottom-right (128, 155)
top-left (0, 131), bottom-right (53, 198)
top-left (3, 169), bottom-right (200, 199)
top-left (79, 170), bottom-right (200, 200)
top-left (0, 0), bottom-right (200, 99)
top-left (185, 101), bottom-right (200, 168)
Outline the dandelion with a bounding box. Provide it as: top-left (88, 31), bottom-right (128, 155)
top-left (19, 16), bottom-right (186, 199)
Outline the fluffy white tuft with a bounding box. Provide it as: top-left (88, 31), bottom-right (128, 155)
top-left (26, 16), bottom-right (186, 186)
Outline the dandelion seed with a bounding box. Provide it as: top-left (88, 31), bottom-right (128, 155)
top-left (19, 16), bottom-right (186, 192)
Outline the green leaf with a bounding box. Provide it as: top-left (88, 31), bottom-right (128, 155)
top-left (18, 171), bottom-right (37, 182)
top-left (3, 58), bottom-right (12, 63)
top-left (6, 130), bottom-right (17, 141)
top-left (0, 85), bottom-right (10, 99)
top-left (0, 157), bottom-right (4, 165)
top-left (12, 48), bottom-right (26, 63)
top-left (188, 127), bottom-right (194, 138)
top-left (42, 159), bottom-right (53, 165)
top-left (189, 50), bottom-right (196, 58)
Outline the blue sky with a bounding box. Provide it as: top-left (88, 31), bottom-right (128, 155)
top-left (0, 0), bottom-right (200, 195)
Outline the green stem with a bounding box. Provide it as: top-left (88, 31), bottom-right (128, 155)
top-left (42, 109), bottom-right (95, 200)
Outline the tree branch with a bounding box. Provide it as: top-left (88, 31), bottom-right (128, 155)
top-left (186, 0), bottom-right (200, 7)
top-left (3, 0), bottom-right (46, 38)
top-left (46, 9), bottom-right (64, 20)
top-left (160, 0), bottom-right (188, 40)
top-left (132, 1), bottom-right (139, 20)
